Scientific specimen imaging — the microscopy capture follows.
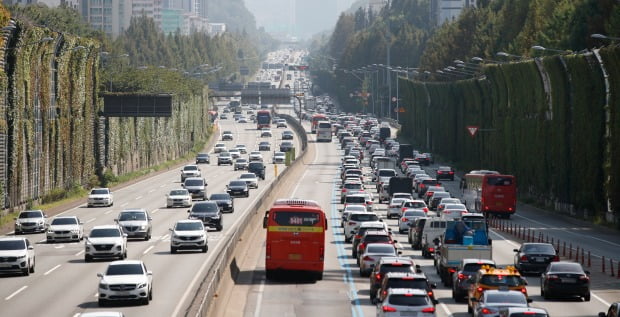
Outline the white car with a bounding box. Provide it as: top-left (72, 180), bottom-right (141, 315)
top-left (398, 209), bottom-right (427, 234)
top-left (387, 198), bottom-right (410, 219)
top-left (249, 151), bottom-right (263, 162)
top-left (87, 188), bottom-right (114, 207)
top-left (180, 164), bottom-right (201, 182)
top-left (14, 209), bottom-right (47, 234)
top-left (235, 144), bottom-right (248, 154)
top-left (260, 129), bottom-right (272, 137)
top-left (166, 189), bottom-right (192, 208)
top-left (214, 143), bottom-right (227, 153)
top-left (229, 149), bottom-right (241, 159)
top-left (169, 219), bottom-right (208, 253)
top-left (46, 216), bottom-right (84, 242)
top-left (239, 172), bottom-right (259, 188)
top-left (85, 225), bottom-right (127, 262)
top-left (97, 260), bottom-right (153, 306)
top-left (0, 237), bottom-right (35, 276)
top-left (272, 151), bottom-right (286, 164)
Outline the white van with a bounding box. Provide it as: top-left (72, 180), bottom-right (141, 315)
top-left (419, 218), bottom-right (447, 258)
top-left (316, 121), bottom-right (332, 142)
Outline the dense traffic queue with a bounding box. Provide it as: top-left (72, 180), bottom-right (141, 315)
top-left (327, 112), bottom-right (600, 317)
top-left (0, 103), bottom-right (296, 312)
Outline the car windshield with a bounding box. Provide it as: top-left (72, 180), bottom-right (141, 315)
top-left (378, 170), bottom-right (396, 177)
top-left (119, 212), bottom-right (147, 221)
top-left (184, 179), bottom-right (204, 186)
top-left (91, 189), bottom-right (109, 195)
top-left (197, 154), bottom-right (208, 158)
top-left (485, 293), bottom-right (527, 305)
top-left (19, 211), bottom-right (43, 218)
top-left (236, 159), bottom-right (247, 163)
top-left (175, 222), bottom-right (203, 231)
top-left (390, 199), bottom-right (407, 205)
top-left (463, 263), bottom-right (495, 273)
top-left (366, 244), bottom-right (395, 254)
top-left (346, 196), bottom-right (366, 203)
top-left (445, 204), bottom-right (467, 210)
top-left (230, 181), bottom-right (246, 186)
top-left (90, 228), bottom-right (121, 238)
top-left (344, 183), bottom-right (362, 190)
top-left (170, 190), bottom-right (188, 196)
top-left (345, 206), bottom-right (366, 212)
top-left (388, 294), bottom-right (430, 306)
top-left (240, 174), bottom-right (256, 179)
top-left (479, 275), bottom-right (523, 286)
top-left (0, 240), bottom-right (26, 250)
top-left (388, 279), bottom-right (428, 290)
top-left (404, 211), bottom-right (426, 218)
top-left (51, 218), bottom-right (78, 225)
top-left (351, 213), bottom-right (379, 221)
top-left (191, 203), bottom-right (219, 213)
top-left (106, 264), bottom-right (145, 275)
top-left (523, 244), bottom-right (556, 254)
top-left (210, 194), bottom-right (230, 200)
top-left (549, 263), bottom-right (584, 273)
top-left (183, 166), bottom-right (198, 171)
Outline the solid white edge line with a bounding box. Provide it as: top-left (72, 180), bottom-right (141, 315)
top-left (142, 245), bottom-right (154, 255)
top-left (152, 208), bottom-right (159, 214)
top-left (135, 196), bottom-right (142, 200)
top-left (104, 210), bottom-right (114, 215)
top-left (121, 202), bottom-right (128, 207)
top-left (44, 264), bottom-right (61, 276)
top-left (160, 234), bottom-right (169, 241)
top-left (439, 303), bottom-right (451, 316)
top-left (592, 292), bottom-right (611, 307)
top-left (253, 279), bottom-right (265, 317)
top-left (5, 285), bottom-right (27, 300)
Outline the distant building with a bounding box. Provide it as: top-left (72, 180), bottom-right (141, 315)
top-left (80, 0), bottom-right (132, 38)
top-left (208, 23), bottom-right (225, 36)
top-left (432, 0), bottom-right (476, 26)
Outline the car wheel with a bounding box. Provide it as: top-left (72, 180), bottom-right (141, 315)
top-left (202, 246), bottom-right (208, 253)
top-left (98, 298), bottom-right (107, 307)
top-left (170, 247), bottom-right (177, 254)
top-left (142, 296), bottom-right (150, 305)
top-left (122, 251), bottom-right (127, 259)
top-left (149, 287), bottom-right (153, 300)
top-left (398, 229), bottom-right (404, 234)
top-left (85, 254), bottom-right (92, 262)
top-left (584, 292), bottom-right (590, 301)
top-left (467, 304), bottom-right (472, 314)
top-left (22, 263), bottom-right (30, 276)
top-left (217, 225), bottom-right (223, 232)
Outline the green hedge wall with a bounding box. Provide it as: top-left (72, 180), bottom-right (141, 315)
top-left (400, 47), bottom-right (619, 223)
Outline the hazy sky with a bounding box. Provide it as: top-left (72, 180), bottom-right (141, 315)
top-left (244, 0), bottom-right (357, 39)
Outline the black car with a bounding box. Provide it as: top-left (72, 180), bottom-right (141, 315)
top-left (281, 130), bottom-right (294, 140)
top-left (248, 162), bottom-right (265, 180)
top-left (195, 153), bottom-right (210, 164)
top-left (258, 141), bottom-right (271, 151)
top-left (436, 166), bottom-right (455, 181)
top-left (209, 193), bottom-right (234, 213)
top-left (279, 141), bottom-right (295, 152)
top-left (188, 201), bottom-right (222, 231)
top-left (540, 261), bottom-right (590, 301)
top-left (599, 302), bottom-right (620, 317)
top-left (514, 243), bottom-right (559, 274)
top-left (227, 180), bottom-right (249, 197)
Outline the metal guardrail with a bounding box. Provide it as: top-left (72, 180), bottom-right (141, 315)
top-left (187, 111), bottom-right (309, 317)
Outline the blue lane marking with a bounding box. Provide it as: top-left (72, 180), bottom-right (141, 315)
top-left (331, 177), bottom-right (364, 317)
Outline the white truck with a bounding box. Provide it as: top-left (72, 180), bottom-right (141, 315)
top-left (435, 219), bottom-right (492, 286)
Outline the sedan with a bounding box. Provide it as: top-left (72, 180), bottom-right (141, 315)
top-left (214, 143), bottom-right (227, 153)
top-left (359, 243), bottom-right (398, 277)
top-left (260, 129), bottom-right (272, 137)
top-left (540, 261), bottom-right (590, 301)
top-left (436, 166), bottom-right (455, 181)
top-left (279, 141), bottom-right (295, 152)
top-left (195, 153), bottom-right (210, 164)
top-left (166, 189), bottom-right (192, 208)
top-left (513, 243), bottom-right (559, 274)
top-left (46, 216), bottom-right (84, 242)
top-left (470, 290), bottom-right (531, 317)
top-left (398, 209), bottom-right (426, 234)
top-left (239, 172), bottom-right (259, 189)
top-left (229, 149), bottom-right (241, 159)
top-left (249, 151), bottom-right (263, 162)
top-left (272, 151), bottom-right (286, 164)
top-left (209, 193), bottom-right (234, 213)
top-left (281, 130), bottom-right (294, 140)
top-left (258, 141), bottom-right (271, 151)
top-left (234, 158), bottom-right (249, 171)
top-left (227, 180), bottom-right (249, 197)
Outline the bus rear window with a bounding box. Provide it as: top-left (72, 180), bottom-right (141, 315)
top-left (318, 122), bottom-right (331, 128)
top-left (486, 177), bottom-right (513, 186)
top-left (273, 211), bottom-right (321, 226)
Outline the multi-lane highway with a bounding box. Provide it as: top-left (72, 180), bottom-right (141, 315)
top-left (0, 113), bottom-right (302, 317)
top-left (219, 119), bottom-right (620, 317)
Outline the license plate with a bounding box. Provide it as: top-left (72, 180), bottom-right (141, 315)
top-left (495, 202), bottom-right (503, 206)
top-left (0, 263), bottom-right (12, 267)
top-left (561, 278), bottom-right (576, 283)
top-left (400, 312), bottom-right (416, 316)
top-left (288, 253), bottom-right (301, 260)
top-left (535, 257), bottom-right (546, 262)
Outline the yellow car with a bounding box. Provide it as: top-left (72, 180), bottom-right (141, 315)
top-left (467, 265), bottom-right (528, 312)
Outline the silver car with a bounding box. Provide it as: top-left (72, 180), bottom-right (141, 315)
top-left (239, 172), bottom-right (259, 189)
top-left (376, 288), bottom-right (438, 317)
top-left (397, 209), bottom-right (426, 234)
top-left (169, 219), bottom-right (207, 253)
top-left (387, 198), bottom-right (410, 219)
top-left (358, 243), bottom-right (398, 277)
top-left (116, 209), bottom-right (152, 240)
top-left (166, 189), bottom-right (192, 208)
top-left (14, 210), bottom-right (47, 234)
top-left (180, 164), bottom-right (201, 182)
top-left (471, 290), bottom-right (532, 317)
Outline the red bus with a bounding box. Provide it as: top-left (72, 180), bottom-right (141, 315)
top-left (256, 110), bottom-right (271, 129)
top-left (262, 199), bottom-right (328, 280)
top-left (311, 114), bottom-right (327, 133)
top-left (462, 171), bottom-right (516, 218)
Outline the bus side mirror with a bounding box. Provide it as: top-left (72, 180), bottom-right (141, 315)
top-left (262, 211), bottom-right (269, 229)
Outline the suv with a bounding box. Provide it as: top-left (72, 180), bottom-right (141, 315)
top-left (116, 209), bottom-right (152, 240)
top-left (248, 161), bottom-right (266, 180)
top-left (467, 265), bottom-right (528, 309)
top-left (14, 209), bottom-right (47, 234)
top-left (222, 131), bottom-right (234, 140)
top-left (279, 141), bottom-right (294, 152)
top-left (376, 272), bottom-right (437, 304)
top-left (209, 193), bottom-right (234, 213)
top-left (180, 164), bottom-right (201, 182)
top-left (84, 225), bottom-right (128, 262)
top-left (0, 237), bottom-right (35, 275)
top-left (343, 212), bottom-right (380, 242)
top-left (97, 260), bottom-right (153, 306)
top-left (452, 259), bottom-right (497, 302)
top-left (418, 179), bottom-right (441, 197)
top-left (169, 219), bottom-right (208, 253)
top-left (195, 153), bottom-right (210, 164)
top-left (188, 201), bottom-right (223, 231)
top-left (234, 158), bottom-right (249, 171)
top-left (183, 177), bottom-right (207, 200)
top-left (369, 257), bottom-right (421, 303)
top-left (227, 180), bottom-right (249, 197)
top-left (46, 216), bottom-right (84, 242)
top-left (376, 288), bottom-right (437, 317)
top-left (352, 221), bottom-right (389, 258)
top-left (217, 151), bottom-right (233, 165)
top-left (87, 188), bottom-right (114, 207)
top-left (436, 166), bottom-right (455, 181)
top-left (258, 141), bottom-right (271, 151)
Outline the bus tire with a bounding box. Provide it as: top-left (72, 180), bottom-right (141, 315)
top-left (265, 270), bottom-right (275, 280)
top-left (315, 272), bottom-right (323, 281)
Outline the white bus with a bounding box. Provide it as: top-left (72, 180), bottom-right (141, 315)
top-left (316, 121), bottom-right (332, 142)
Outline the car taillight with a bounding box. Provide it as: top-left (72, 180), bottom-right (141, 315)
top-left (477, 287), bottom-right (484, 292)
top-left (427, 291), bottom-right (433, 297)
top-left (579, 275), bottom-right (590, 281)
top-left (422, 307), bottom-right (435, 313)
top-left (520, 255), bottom-right (528, 261)
top-left (402, 207), bottom-right (407, 212)
top-left (458, 273), bottom-right (465, 280)
top-left (342, 189), bottom-right (347, 192)
top-left (428, 247), bottom-right (434, 252)
top-left (547, 274), bottom-right (559, 280)
top-left (449, 268), bottom-right (456, 273)
top-left (382, 306), bottom-right (397, 312)
top-left (423, 207), bottom-right (429, 213)
top-left (355, 235), bottom-right (362, 240)
top-left (375, 273), bottom-right (382, 280)
top-left (349, 221), bottom-right (356, 225)
top-left (521, 288), bottom-right (527, 294)
top-left (367, 201), bottom-right (373, 205)
top-left (363, 256), bottom-right (374, 261)
top-left (401, 217), bottom-right (408, 222)
top-left (449, 171), bottom-right (454, 174)
top-left (420, 184), bottom-right (426, 189)
top-left (481, 308), bottom-right (493, 314)
top-left (553, 255), bottom-right (560, 261)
